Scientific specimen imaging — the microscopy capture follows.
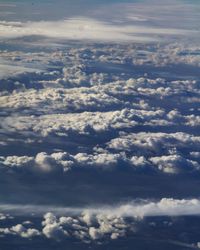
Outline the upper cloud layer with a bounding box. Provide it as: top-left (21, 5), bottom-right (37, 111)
top-left (0, 17), bottom-right (195, 43)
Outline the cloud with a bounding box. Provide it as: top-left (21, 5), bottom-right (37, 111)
top-left (107, 132), bottom-right (200, 154)
top-left (2, 198), bottom-right (200, 243)
top-left (0, 87), bottom-right (122, 112)
top-left (0, 16), bottom-right (196, 43)
top-left (41, 211), bottom-right (131, 242)
top-left (1, 149), bottom-right (200, 174)
top-left (1, 198), bottom-right (200, 218)
top-left (1, 108), bottom-right (165, 137)
top-left (0, 61), bottom-right (42, 80)
top-left (0, 0), bottom-right (200, 248)
top-left (0, 224), bottom-right (40, 238)
top-left (149, 155), bottom-right (199, 174)
top-left (42, 213), bottom-right (69, 239)
top-left (1, 155), bottom-right (34, 168)
top-left (35, 152), bottom-right (63, 173)
top-left (0, 151), bottom-right (126, 173)
top-left (11, 224), bottom-right (40, 238)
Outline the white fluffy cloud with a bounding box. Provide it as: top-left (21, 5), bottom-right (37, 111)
top-left (0, 108), bottom-right (167, 137)
top-left (0, 87), bottom-right (122, 112)
top-left (1, 145), bottom-right (200, 174)
top-left (1, 155), bottom-right (34, 168)
top-left (108, 132), bottom-right (200, 154)
top-left (149, 155), bottom-right (200, 174)
top-left (0, 224), bottom-right (40, 238)
top-left (41, 211), bottom-right (132, 242)
top-left (0, 151), bottom-right (125, 172)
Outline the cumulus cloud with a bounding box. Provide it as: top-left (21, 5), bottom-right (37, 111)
top-left (40, 211), bottom-right (131, 242)
top-left (107, 132), bottom-right (200, 154)
top-left (34, 152), bottom-right (63, 173)
top-left (1, 108), bottom-right (166, 137)
top-left (0, 151), bottom-right (126, 173)
top-left (0, 155), bottom-right (34, 168)
top-left (73, 152), bottom-right (124, 170)
top-left (0, 224), bottom-right (40, 238)
top-left (149, 155), bottom-right (200, 174)
top-left (42, 213), bottom-right (69, 239)
top-left (1, 0), bottom-right (200, 248)
top-left (1, 144), bottom-right (200, 174)
top-left (11, 224), bottom-right (40, 238)
top-left (0, 87), bottom-right (122, 112)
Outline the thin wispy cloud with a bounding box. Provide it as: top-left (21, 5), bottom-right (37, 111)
top-left (1, 198), bottom-right (200, 218)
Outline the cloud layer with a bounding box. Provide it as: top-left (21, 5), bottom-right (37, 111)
top-left (1, 1), bottom-right (200, 248)
top-left (0, 16), bottom-right (196, 43)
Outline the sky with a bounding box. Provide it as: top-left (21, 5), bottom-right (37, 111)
top-left (0, 0), bottom-right (200, 249)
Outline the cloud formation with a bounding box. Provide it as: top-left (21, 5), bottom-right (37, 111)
top-left (1, 198), bottom-right (200, 218)
top-left (1, 198), bottom-right (200, 243)
top-left (0, 18), bottom-right (193, 43)
top-left (1, 0), bottom-right (200, 248)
